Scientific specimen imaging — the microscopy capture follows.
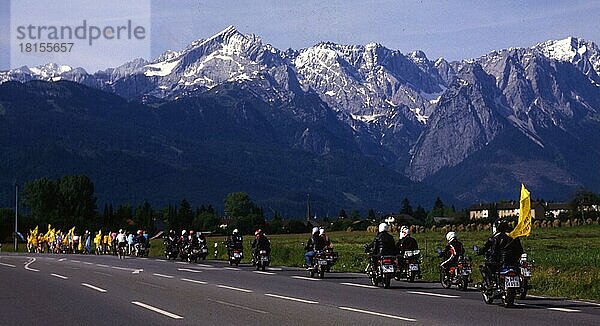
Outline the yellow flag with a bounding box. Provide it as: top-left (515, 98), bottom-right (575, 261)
top-left (509, 184), bottom-right (532, 238)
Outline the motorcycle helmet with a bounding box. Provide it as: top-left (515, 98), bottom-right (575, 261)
top-left (493, 219), bottom-right (509, 234)
top-left (189, 230), bottom-right (194, 235)
top-left (311, 227), bottom-right (319, 234)
top-left (181, 230), bottom-right (187, 236)
top-left (233, 229), bottom-right (239, 234)
top-left (137, 230), bottom-right (143, 235)
top-left (446, 231), bottom-right (456, 242)
top-left (319, 228), bottom-right (325, 236)
top-left (119, 229), bottom-right (124, 234)
top-left (378, 223), bottom-right (389, 233)
top-left (399, 226), bottom-right (409, 239)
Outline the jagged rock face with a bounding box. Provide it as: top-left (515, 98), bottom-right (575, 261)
top-left (408, 64), bottom-right (506, 180)
top-left (2, 30), bottom-right (600, 202)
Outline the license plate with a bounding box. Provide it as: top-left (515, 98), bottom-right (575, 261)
top-left (505, 276), bottom-right (520, 288)
top-left (409, 264), bottom-right (419, 271)
top-left (201, 248), bottom-right (208, 253)
top-left (318, 260), bottom-right (328, 265)
top-left (261, 257), bottom-right (269, 262)
top-left (382, 265), bottom-right (395, 273)
top-left (462, 268), bottom-right (472, 275)
top-left (234, 253), bottom-right (241, 258)
top-left (521, 268), bottom-right (531, 277)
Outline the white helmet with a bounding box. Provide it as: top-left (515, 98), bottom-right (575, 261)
top-left (378, 223), bottom-right (389, 233)
top-left (311, 227), bottom-right (319, 234)
top-left (399, 226), bottom-right (409, 239)
top-left (319, 228), bottom-right (325, 236)
top-left (119, 229), bottom-right (124, 234)
top-left (181, 230), bottom-right (186, 236)
top-left (233, 229), bottom-right (238, 234)
top-left (446, 231), bottom-right (456, 242)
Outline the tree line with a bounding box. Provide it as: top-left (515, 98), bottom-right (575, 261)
top-left (3, 175), bottom-right (600, 242)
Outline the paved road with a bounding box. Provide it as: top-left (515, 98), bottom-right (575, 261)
top-left (0, 253), bottom-right (598, 325)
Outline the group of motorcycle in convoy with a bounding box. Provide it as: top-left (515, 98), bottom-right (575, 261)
top-left (26, 218), bottom-right (531, 308)
top-left (363, 220), bottom-right (532, 308)
top-left (162, 219), bottom-right (531, 308)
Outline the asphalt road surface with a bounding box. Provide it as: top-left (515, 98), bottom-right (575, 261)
top-left (1, 253), bottom-right (598, 325)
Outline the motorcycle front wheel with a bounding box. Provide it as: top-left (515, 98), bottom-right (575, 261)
top-left (460, 278), bottom-right (469, 291)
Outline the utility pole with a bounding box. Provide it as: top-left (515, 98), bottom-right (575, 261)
top-left (14, 181), bottom-right (18, 252)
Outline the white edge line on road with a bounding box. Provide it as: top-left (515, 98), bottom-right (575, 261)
top-left (81, 283), bottom-right (107, 293)
top-left (177, 268), bottom-right (203, 273)
top-left (570, 300), bottom-right (600, 307)
top-left (181, 278), bottom-right (208, 285)
top-left (138, 281), bottom-right (166, 290)
top-left (407, 291), bottom-right (459, 298)
top-left (175, 261), bottom-right (188, 264)
top-left (547, 307), bottom-right (581, 313)
top-left (131, 301), bottom-right (183, 319)
top-left (253, 271), bottom-right (276, 275)
top-left (96, 264), bottom-right (110, 268)
top-left (341, 282), bottom-right (378, 289)
top-left (217, 285), bottom-right (253, 293)
top-left (24, 258), bottom-right (39, 272)
top-left (339, 307), bottom-right (417, 322)
top-left (196, 264), bottom-right (214, 267)
top-left (264, 293), bottom-right (318, 304)
top-left (153, 273), bottom-right (174, 279)
top-left (83, 262), bottom-right (93, 265)
top-left (70, 260), bottom-right (81, 263)
top-left (267, 267), bottom-right (283, 271)
top-left (0, 262), bottom-right (16, 268)
top-left (224, 267), bottom-right (241, 271)
top-left (291, 276), bottom-right (320, 281)
top-left (50, 273), bottom-right (68, 279)
top-left (207, 298), bottom-right (268, 314)
top-left (139, 257), bottom-right (148, 260)
top-left (57, 258), bottom-right (66, 262)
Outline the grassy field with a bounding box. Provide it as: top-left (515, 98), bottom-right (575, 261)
top-left (4, 224), bottom-right (599, 302)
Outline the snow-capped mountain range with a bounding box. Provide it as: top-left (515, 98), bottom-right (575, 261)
top-left (2, 27), bottom-right (600, 203)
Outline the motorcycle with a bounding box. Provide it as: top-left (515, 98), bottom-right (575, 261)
top-left (396, 249), bottom-right (421, 282)
top-left (437, 248), bottom-right (472, 291)
top-left (307, 250), bottom-right (328, 279)
top-left (366, 255), bottom-right (397, 289)
top-left (199, 241), bottom-right (209, 260)
top-left (480, 264), bottom-right (521, 308)
top-left (163, 239), bottom-right (179, 260)
top-left (134, 243), bottom-right (148, 257)
top-left (252, 249), bottom-right (270, 271)
top-left (519, 253), bottom-right (532, 299)
top-left (228, 247), bottom-right (243, 266)
top-left (187, 244), bottom-right (200, 263)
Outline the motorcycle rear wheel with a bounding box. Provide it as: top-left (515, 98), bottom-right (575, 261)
top-left (503, 288), bottom-right (516, 308)
top-left (519, 279), bottom-right (529, 300)
top-left (440, 270), bottom-right (451, 289)
top-left (409, 272), bottom-right (416, 283)
top-left (383, 275), bottom-right (391, 289)
top-left (482, 290), bottom-right (494, 304)
top-left (460, 279), bottom-right (468, 291)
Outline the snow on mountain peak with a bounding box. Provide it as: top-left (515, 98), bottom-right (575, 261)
top-left (535, 36), bottom-right (589, 62)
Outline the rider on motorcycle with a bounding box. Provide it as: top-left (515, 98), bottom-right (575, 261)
top-left (396, 225), bottom-right (418, 256)
top-left (116, 229), bottom-right (127, 254)
top-left (319, 228), bottom-right (331, 248)
top-left (304, 227), bottom-right (326, 267)
top-left (252, 229), bottom-right (271, 259)
top-left (226, 229), bottom-right (244, 257)
top-left (478, 219), bottom-right (524, 286)
top-left (366, 223), bottom-right (397, 268)
top-left (439, 231), bottom-right (464, 277)
top-left (135, 230), bottom-right (146, 252)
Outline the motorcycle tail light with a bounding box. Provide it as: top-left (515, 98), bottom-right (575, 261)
top-left (507, 271), bottom-right (517, 277)
top-left (522, 262), bottom-right (528, 268)
top-left (383, 258), bottom-right (393, 264)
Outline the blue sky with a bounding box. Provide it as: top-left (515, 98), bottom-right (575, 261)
top-left (2, 0), bottom-right (600, 71)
